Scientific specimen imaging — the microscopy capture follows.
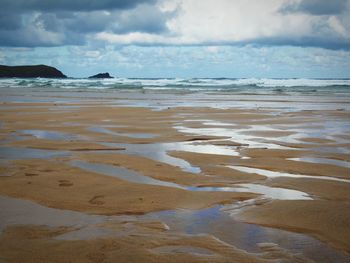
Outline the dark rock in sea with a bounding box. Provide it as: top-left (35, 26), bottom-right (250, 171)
top-left (0, 65), bottom-right (67, 78)
top-left (88, 72), bottom-right (113, 79)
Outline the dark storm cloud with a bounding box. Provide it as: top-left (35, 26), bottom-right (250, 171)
top-left (109, 4), bottom-right (171, 34)
top-left (0, 0), bottom-right (173, 47)
top-left (0, 12), bottom-right (22, 30)
top-left (38, 12), bottom-right (113, 33)
top-left (1, 0), bottom-right (155, 12)
top-left (281, 0), bottom-right (349, 15)
top-left (0, 11), bottom-right (84, 47)
top-left (1, 0), bottom-right (349, 50)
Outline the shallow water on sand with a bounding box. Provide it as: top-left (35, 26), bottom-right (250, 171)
top-left (1, 85), bottom-right (350, 111)
top-left (20, 129), bottom-right (84, 141)
top-left (228, 165), bottom-right (350, 183)
top-left (72, 159), bottom-right (311, 200)
top-left (87, 126), bottom-right (157, 139)
top-left (145, 205), bottom-right (350, 263)
top-left (150, 245), bottom-right (215, 256)
top-left (101, 141), bottom-right (239, 173)
top-left (288, 157), bottom-right (350, 168)
top-left (70, 160), bottom-right (183, 189)
top-left (175, 125), bottom-right (293, 150)
top-left (1, 195), bottom-right (348, 262)
top-left (0, 146), bottom-right (69, 160)
top-left (175, 119), bottom-right (350, 153)
top-left (1, 85), bottom-right (349, 262)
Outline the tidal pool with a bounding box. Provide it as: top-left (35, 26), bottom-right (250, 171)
top-left (72, 160), bottom-right (311, 200)
top-left (87, 126), bottom-right (157, 139)
top-left (1, 195), bottom-right (348, 263)
top-left (228, 165), bottom-right (350, 183)
top-left (288, 157), bottom-right (350, 169)
top-left (20, 129), bottom-right (83, 141)
top-left (0, 146), bottom-right (69, 161)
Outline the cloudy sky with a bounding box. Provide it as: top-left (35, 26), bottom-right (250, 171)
top-left (1, 0), bottom-right (350, 78)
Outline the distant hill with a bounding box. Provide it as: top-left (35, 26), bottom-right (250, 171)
top-left (88, 72), bottom-right (113, 79)
top-left (0, 65), bottom-right (67, 78)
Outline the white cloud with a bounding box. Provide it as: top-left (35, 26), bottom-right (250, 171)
top-left (93, 0), bottom-right (350, 48)
top-left (328, 16), bottom-right (350, 38)
top-left (167, 0), bottom-right (288, 41)
top-left (2, 0), bottom-right (349, 49)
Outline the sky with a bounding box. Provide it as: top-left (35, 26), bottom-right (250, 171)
top-left (0, 0), bottom-right (350, 78)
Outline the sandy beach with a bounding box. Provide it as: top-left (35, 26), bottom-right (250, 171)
top-left (1, 86), bottom-right (350, 263)
top-left (2, 0), bottom-right (350, 261)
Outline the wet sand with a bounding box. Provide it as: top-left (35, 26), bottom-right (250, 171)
top-left (0, 159), bottom-right (254, 215)
top-left (0, 224), bottom-right (269, 263)
top-left (237, 200), bottom-right (350, 253)
top-left (0, 89), bottom-right (350, 262)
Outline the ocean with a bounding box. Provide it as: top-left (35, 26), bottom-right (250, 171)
top-left (1, 77), bottom-right (350, 93)
top-left (1, 78), bottom-right (349, 112)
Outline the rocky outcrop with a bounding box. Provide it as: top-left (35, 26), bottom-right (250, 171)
top-left (88, 72), bottom-right (113, 79)
top-left (0, 65), bottom-right (67, 78)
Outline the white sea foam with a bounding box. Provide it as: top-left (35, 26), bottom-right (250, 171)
top-left (0, 77), bottom-right (349, 91)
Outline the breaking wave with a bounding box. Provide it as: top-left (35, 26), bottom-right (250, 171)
top-left (1, 77), bottom-right (350, 93)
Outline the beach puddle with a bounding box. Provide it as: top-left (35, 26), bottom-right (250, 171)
top-left (1, 195), bottom-right (348, 263)
top-left (150, 245), bottom-right (215, 256)
top-left (202, 121), bottom-right (235, 127)
top-left (55, 225), bottom-right (127, 240)
top-left (49, 105), bottom-right (82, 110)
top-left (175, 119), bottom-right (350, 154)
top-left (71, 159), bottom-right (311, 200)
top-left (315, 146), bottom-right (350, 154)
top-left (20, 129), bottom-right (84, 141)
top-left (288, 157), bottom-right (350, 168)
top-left (228, 165), bottom-right (350, 183)
top-left (0, 195), bottom-right (126, 240)
top-left (144, 205), bottom-right (350, 263)
top-left (70, 160), bottom-right (183, 189)
top-left (274, 121), bottom-right (350, 145)
top-left (102, 141), bottom-right (239, 173)
top-left (188, 184), bottom-right (311, 200)
top-left (103, 141), bottom-right (238, 159)
top-left (175, 125), bottom-right (293, 150)
top-left (88, 126), bottom-right (157, 139)
top-left (0, 146), bottom-right (69, 161)
top-left (182, 119), bottom-right (235, 127)
top-left (62, 122), bottom-right (86, 127)
top-left (0, 133), bottom-right (25, 144)
top-left (0, 195), bottom-right (111, 232)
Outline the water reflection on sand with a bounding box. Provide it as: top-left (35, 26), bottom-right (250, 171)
top-left (1, 195), bottom-right (348, 263)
